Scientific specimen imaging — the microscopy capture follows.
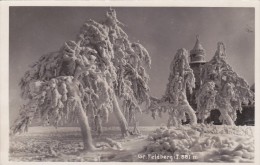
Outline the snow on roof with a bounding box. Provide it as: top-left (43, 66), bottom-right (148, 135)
top-left (190, 61), bottom-right (206, 64)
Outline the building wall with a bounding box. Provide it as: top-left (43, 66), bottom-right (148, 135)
top-left (187, 62), bottom-right (205, 110)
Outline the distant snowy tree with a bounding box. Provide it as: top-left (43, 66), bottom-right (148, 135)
top-left (196, 42), bottom-right (254, 125)
top-left (10, 9), bottom-right (151, 150)
top-left (149, 48), bottom-right (197, 127)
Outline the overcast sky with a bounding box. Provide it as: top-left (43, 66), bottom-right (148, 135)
top-left (9, 7), bottom-right (255, 124)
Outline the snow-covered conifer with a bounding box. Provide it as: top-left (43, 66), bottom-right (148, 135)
top-left (196, 42), bottom-right (254, 125)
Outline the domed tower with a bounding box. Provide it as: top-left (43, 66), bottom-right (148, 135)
top-left (187, 35), bottom-right (207, 109)
top-left (190, 35), bottom-right (206, 64)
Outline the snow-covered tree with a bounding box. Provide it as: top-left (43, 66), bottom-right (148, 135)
top-left (149, 48), bottom-right (197, 127)
top-left (104, 9), bottom-right (151, 135)
top-left (10, 9), bottom-right (151, 150)
top-left (196, 42), bottom-right (254, 125)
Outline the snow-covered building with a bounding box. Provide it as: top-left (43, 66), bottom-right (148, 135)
top-left (186, 36), bottom-right (254, 125)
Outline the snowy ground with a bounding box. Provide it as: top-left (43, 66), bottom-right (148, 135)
top-left (9, 125), bottom-right (254, 162)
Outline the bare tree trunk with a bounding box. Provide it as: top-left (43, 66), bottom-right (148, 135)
top-left (167, 116), bottom-right (172, 128)
top-left (111, 92), bottom-right (129, 137)
top-left (94, 115), bottom-right (103, 136)
top-left (133, 121), bottom-right (140, 135)
top-left (76, 100), bottom-right (96, 150)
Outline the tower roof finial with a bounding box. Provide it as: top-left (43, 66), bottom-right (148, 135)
top-left (191, 35), bottom-right (204, 52)
top-left (196, 34), bottom-right (199, 40)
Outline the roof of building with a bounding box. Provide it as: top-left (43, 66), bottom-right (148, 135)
top-left (190, 35), bottom-right (206, 63)
top-left (191, 35), bottom-right (205, 53)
